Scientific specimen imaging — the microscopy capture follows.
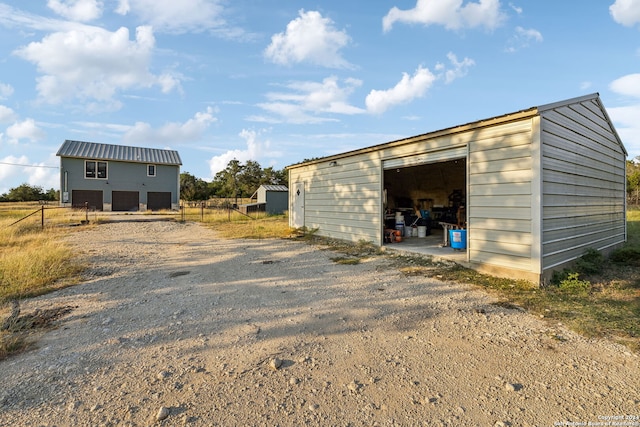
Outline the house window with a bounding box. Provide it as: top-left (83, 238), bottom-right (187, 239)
top-left (147, 164), bottom-right (156, 177)
top-left (85, 161), bottom-right (108, 179)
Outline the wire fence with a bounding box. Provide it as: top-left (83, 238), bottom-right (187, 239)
top-left (6, 203), bottom-right (95, 230)
top-left (1, 197), bottom-right (281, 231)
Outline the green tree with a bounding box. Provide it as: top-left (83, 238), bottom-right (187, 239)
top-left (214, 159), bottom-right (244, 202)
top-left (0, 183), bottom-right (50, 202)
top-left (627, 158), bottom-right (640, 206)
top-left (262, 166), bottom-right (288, 186)
top-left (44, 188), bottom-right (58, 201)
top-left (239, 160), bottom-right (262, 197)
top-left (180, 172), bottom-right (210, 201)
top-left (208, 159), bottom-right (288, 200)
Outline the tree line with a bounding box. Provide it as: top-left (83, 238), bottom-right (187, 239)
top-left (6, 157), bottom-right (640, 205)
top-left (0, 159), bottom-right (287, 203)
top-left (627, 159), bottom-right (640, 206)
top-left (0, 184), bottom-right (57, 202)
top-left (181, 159), bottom-right (287, 202)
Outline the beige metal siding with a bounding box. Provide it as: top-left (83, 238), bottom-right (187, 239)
top-left (541, 98), bottom-right (626, 271)
top-left (468, 119), bottom-right (535, 273)
top-left (288, 131), bottom-right (472, 245)
top-left (289, 153), bottom-right (383, 244)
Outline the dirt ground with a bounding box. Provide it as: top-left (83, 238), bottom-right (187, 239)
top-left (1, 220), bottom-right (639, 427)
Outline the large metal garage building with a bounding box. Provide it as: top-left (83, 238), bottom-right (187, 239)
top-left (287, 93), bottom-right (627, 284)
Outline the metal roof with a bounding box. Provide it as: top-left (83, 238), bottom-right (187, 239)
top-left (259, 185), bottom-right (289, 192)
top-left (250, 185), bottom-right (289, 200)
top-left (287, 93), bottom-right (620, 169)
top-left (56, 140), bottom-right (182, 165)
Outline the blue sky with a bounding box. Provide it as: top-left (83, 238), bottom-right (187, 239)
top-left (1, 0), bottom-right (639, 194)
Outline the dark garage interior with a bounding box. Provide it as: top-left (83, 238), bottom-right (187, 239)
top-left (383, 158), bottom-right (466, 247)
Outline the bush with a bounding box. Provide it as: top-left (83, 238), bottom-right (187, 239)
top-left (575, 248), bottom-right (605, 275)
top-left (558, 272), bottom-right (591, 294)
top-left (610, 247), bottom-right (640, 266)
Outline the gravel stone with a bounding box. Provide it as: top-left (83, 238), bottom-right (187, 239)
top-left (0, 220), bottom-right (638, 426)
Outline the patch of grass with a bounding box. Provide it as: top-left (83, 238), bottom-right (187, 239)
top-left (0, 219), bottom-right (84, 303)
top-left (431, 259), bottom-right (639, 353)
top-left (203, 213), bottom-right (294, 239)
top-left (178, 206), bottom-right (294, 239)
top-left (366, 241), bottom-right (640, 353)
top-left (0, 330), bottom-right (30, 360)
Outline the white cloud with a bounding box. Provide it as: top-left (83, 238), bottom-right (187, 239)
top-left (115, 0), bottom-right (229, 35)
top-left (610, 0), bottom-right (640, 27)
top-left (254, 76), bottom-right (364, 124)
top-left (6, 119), bottom-right (46, 144)
top-left (14, 25), bottom-right (181, 106)
top-left (47, 0), bottom-right (103, 22)
top-left (441, 52), bottom-right (475, 83)
top-left (208, 129), bottom-right (280, 177)
top-left (610, 73), bottom-right (640, 98)
top-left (365, 53), bottom-right (472, 115)
top-left (0, 82), bottom-right (13, 99)
top-left (123, 107), bottom-right (217, 144)
top-left (366, 66), bottom-right (436, 115)
top-left (264, 10), bottom-right (352, 69)
top-left (383, 0), bottom-right (506, 32)
top-left (609, 104), bottom-right (640, 159)
top-left (0, 105), bottom-right (17, 124)
top-left (505, 26), bottom-right (543, 53)
top-left (0, 155), bottom-right (29, 192)
top-left (27, 157), bottom-right (60, 191)
top-left (115, 0), bottom-right (130, 15)
top-left (509, 2), bottom-right (523, 14)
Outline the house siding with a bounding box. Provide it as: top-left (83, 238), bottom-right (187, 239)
top-left (292, 153), bottom-right (383, 244)
top-left (60, 157), bottom-right (180, 211)
top-left (468, 119), bottom-right (536, 273)
top-left (540, 98), bottom-right (626, 271)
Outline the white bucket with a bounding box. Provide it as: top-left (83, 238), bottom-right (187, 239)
top-left (417, 226), bottom-right (427, 238)
top-left (395, 212), bottom-right (404, 223)
top-left (411, 226), bottom-right (418, 237)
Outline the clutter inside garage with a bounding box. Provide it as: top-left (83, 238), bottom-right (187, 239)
top-left (383, 158), bottom-right (466, 249)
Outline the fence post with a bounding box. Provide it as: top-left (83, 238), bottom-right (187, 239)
top-left (41, 205), bottom-right (45, 230)
top-left (201, 202), bottom-right (204, 221)
top-left (85, 201), bottom-right (89, 223)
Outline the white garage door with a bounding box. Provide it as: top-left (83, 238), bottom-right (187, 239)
top-left (382, 146), bottom-right (467, 170)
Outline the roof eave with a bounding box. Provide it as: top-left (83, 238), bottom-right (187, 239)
top-left (286, 107), bottom-right (538, 169)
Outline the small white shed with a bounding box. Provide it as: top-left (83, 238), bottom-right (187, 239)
top-left (287, 93), bottom-right (627, 284)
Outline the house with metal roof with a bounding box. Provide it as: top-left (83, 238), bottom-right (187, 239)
top-left (287, 93), bottom-right (627, 284)
top-left (56, 140), bottom-right (182, 211)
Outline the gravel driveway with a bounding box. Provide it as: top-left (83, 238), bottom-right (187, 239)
top-left (1, 220), bottom-right (638, 426)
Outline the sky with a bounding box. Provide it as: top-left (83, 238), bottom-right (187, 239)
top-left (1, 0), bottom-right (640, 195)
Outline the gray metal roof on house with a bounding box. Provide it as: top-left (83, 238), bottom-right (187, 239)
top-left (56, 140), bottom-right (182, 165)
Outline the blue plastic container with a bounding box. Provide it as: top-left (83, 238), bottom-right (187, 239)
top-left (449, 229), bottom-right (467, 249)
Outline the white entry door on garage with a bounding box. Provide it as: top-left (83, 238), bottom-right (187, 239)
top-left (291, 182), bottom-right (305, 228)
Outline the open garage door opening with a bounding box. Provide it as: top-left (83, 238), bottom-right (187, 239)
top-left (383, 157), bottom-right (466, 248)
